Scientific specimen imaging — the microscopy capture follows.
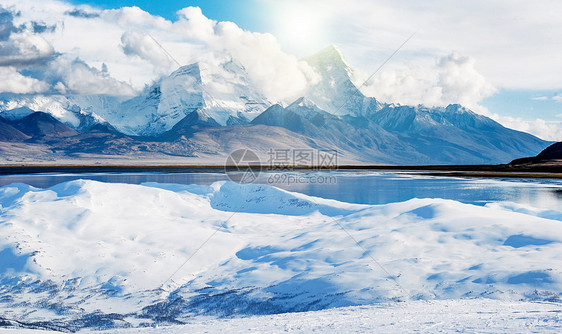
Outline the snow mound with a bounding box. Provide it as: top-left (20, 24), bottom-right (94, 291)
top-left (210, 181), bottom-right (364, 216)
top-left (0, 180), bottom-right (561, 330)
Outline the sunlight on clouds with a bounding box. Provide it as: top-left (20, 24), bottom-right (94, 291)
top-left (270, 2), bottom-right (330, 56)
top-left (171, 6), bottom-right (320, 102)
top-left (0, 1), bottom-right (320, 101)
top-left (293, 0), bottom-right (562, 90)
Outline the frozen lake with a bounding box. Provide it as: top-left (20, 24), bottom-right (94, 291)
top-left (0, 170), bottom-right (560, 208)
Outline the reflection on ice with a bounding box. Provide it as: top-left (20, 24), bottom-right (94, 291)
top-left (0, 171), bottom-right (561, 208)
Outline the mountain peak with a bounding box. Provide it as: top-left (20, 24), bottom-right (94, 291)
top-left (302, 45), bottom-right (370, 116)
top-left (305, 45), bottom-right (350, 71)
top-left (288, 97), bottom-right (316, 109)
top-left (0, 106), bottom-right (36, 121)
top-left (169, 63), bottom-right (202, 81)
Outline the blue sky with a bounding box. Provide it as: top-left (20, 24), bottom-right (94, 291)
top-left (69, 0), bottom-right (269, 31)
top-left (482, 90), bottom-right (562, 123)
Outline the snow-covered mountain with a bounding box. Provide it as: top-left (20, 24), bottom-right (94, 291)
top-left (99, 60), bottom-right (270, 136)
top-left (248, 45), bottom-right (551, 164)
top-left (253, 97), bottom-right (549, 164)
top-left (0, 46), bottom-right (553, 164)
top-left (0, 59), bottom-right (270, 137)
top-left (0, 93), bottom-right (122, 132)
top-left (303, 45), bottom-right (383, 117)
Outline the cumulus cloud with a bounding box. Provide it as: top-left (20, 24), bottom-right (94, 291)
top-left (0, 66), bottom-right (49, 93)
top-left (0, 31), bottom-right (56, 66)
top-left (0, 2), bottom-right (137, 96)
top-left (554, 94), bottom-right (562, 103)
top-left (0, 1), bottom-right (320, 101)
top-left (193, 9), bottom-right (320, 102)
top-left (0, 6), bottom-right (16, 41)
top-left (0, 5), bottom-right (56, 67)
top-left (117, 7), bottom-right (320, 102)
top-left (357, 52), bottom-right (496, 109)
top-left (436, 53), bottom-right (497, 107)
top-left (490, 115), bottom-right (562, 142)
top-left (42, 57), bottom-right (136, 96)
top-left (120, 30), bottom-right (176, 75)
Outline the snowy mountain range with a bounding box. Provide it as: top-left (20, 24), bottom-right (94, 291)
top-left (0, 46), bottom-right (551, 165)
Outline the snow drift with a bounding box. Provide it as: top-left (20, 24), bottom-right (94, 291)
top-left (0, 180), bottom-right (561, 330)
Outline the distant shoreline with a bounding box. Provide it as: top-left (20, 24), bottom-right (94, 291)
top-left (0, 163), bottom-right (561, 178)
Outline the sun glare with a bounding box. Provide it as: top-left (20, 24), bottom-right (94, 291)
top-left (273, 3), bottom-right (328, 55)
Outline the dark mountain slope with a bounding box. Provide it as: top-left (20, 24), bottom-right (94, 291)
top-left (510, 141), bottom-right (562, 167)
top-left (0, 116), bottom-right (30, 141)
top-left (13, 112), bottom-right (78, 139)
top-left (158, 109), bottom-right (221, 141)
top-left (536, 142), bottom-right (562, 161)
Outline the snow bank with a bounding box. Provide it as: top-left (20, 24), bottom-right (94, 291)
top-left (0, 180), bottom-right (560, 330)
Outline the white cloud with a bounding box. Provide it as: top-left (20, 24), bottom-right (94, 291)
top-left (357, 52), bottom-right (496, 109)
top-left (489, 115), bottom-right (562, 142)
top-left (554, 94), bottom-right (562, 103)
top-left (44, 57), bottom-right (136, 96)
top-left (262, 0), bottom-right (562, 91)
top-left (531, 96), bottom-right (548, 101)
top-left (117, 6), bottom-right (320, 102)
top-left (0, 66), bottom-right (49, 93)
top-left (190, 9), bottom-right (320, 102)
top-left (0, 30), bottom-right (56, 66)
top-left (474, 104), bottom-right (562, 141)
top-left (1, 1), bottom-right (320, 102)
top-left (120, 30), bottom-right (176, 75)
